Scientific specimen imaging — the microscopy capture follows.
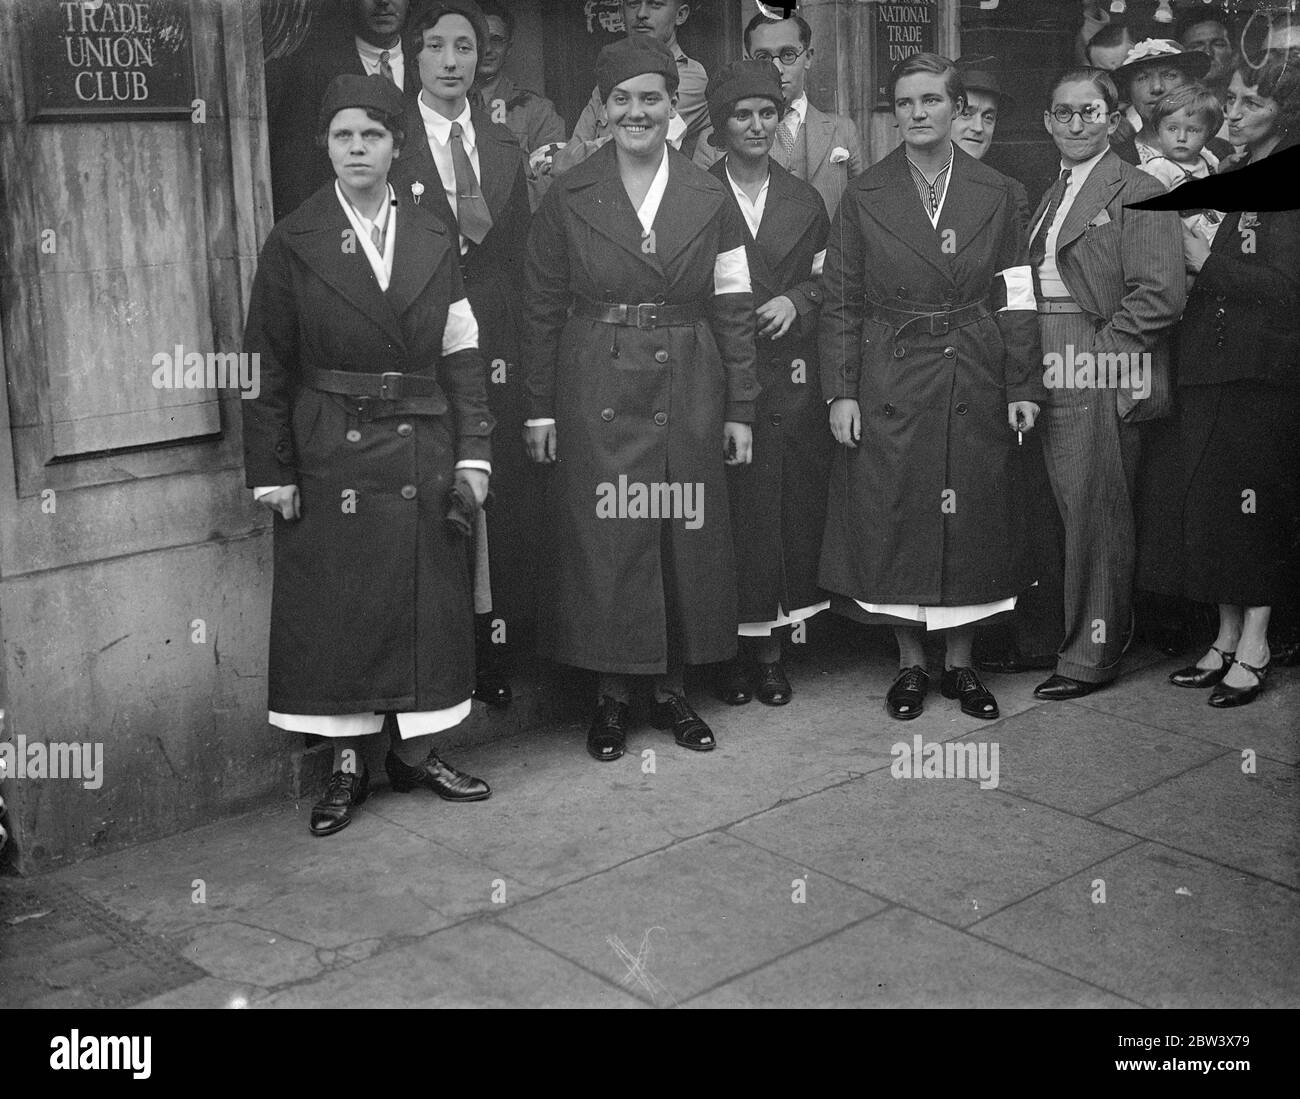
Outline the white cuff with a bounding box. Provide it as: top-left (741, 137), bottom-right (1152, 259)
top-left (455, 460), bottom-right (491, 473)
top-left (524, 418), bottom-right (556, 427)
top-left (253, 486), bottom-right (284, 499)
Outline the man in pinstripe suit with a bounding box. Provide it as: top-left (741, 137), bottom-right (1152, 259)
top-left (1030, 68), bottom-right (1185, 700)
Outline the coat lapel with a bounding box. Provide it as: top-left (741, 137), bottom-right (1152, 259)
top-left (469, 106), bottom-right (520, 222)
top-left (564, 142), bottom-right (665, 276)
top-left (755, 163), bottom-right (821, 273)
top-left (935, 147), bottom-right (1003, 262)
top-left (385, 199), bottom-right (453, 323)
top-left (282, 186), bottom-right (406, 346)
top-left (803, 104), bottom-right (834, 180)
top-left (1056, 150), bottom-right (1123, 253)
top-left (862, 147), bottom-right (950, 280)
top-left (394, 102), bottom-right (457, 231)
top-left (708, 157), bottom-right (779, 300)
top-left (653, 149), bottom-right (725, 271)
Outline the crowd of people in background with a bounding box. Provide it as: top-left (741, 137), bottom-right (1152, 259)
top-left (249, 1), bottom-right (1298, 836)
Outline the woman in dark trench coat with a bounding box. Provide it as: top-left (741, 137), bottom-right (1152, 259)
top-left (705, 60), bottom-right (833, 708)
top-left (819, 53), bottom-right (1043, 722)
top-left (522, 36), bottom-right (760, 761)
top-left (243, 74), bottom-right (492, 836)
top-left (388, 1), bottom-right (532, 708)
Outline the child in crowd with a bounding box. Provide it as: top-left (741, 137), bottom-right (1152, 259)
top-left (1139, 83), bottom-right (1224, 287)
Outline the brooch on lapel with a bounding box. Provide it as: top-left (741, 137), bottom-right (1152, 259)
top-left (410, 180), bottom-right (425, 205)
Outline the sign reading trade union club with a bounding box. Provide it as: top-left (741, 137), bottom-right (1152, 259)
top-left (23, 0), bottom-right (196, 121)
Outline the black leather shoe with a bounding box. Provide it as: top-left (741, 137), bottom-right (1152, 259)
top-left (473, 670), bottom-right (513, 708)
top-left (716, 659), bottom-right (752, 705)
top-left (385, 750), bottom-right (490, 801)
top-left (1208, 658), bottom-right (1269, 708)
top-left (309, 767), bottom-right (370, 836)
top-left (587, 696), bottom-right (629, 761)
top-left (1169, 646), bottom-right (1235, 688)
top-left (754, 661), bottom-right (792, 706)
top-left (886, 665), bottom-right (929, 720)
top-left (1033, 673), bottom-right (1099, 700)
top-left (649, 694), bottom-right (716, 750)
top-left (940, 666), bottom-right (999, 718)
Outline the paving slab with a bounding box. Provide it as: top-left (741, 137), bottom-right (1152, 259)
top-left (1072, 660), bottom-right (1300, 766)
top-left (689, 906), bottom-right (1133, 1008)
top-left (730, 770), bottom-right (1137, 927)
top-left (259, 920), bottom-right (642, 1008)
top-left (971, 702), bottom-right (1227, 816)
top-left (1094, 753), bottom-right (1300, 889)
top-left (971, 841), bottom-right (1300, 1007)
top-left (500, 831), bottom-right (886, 1005)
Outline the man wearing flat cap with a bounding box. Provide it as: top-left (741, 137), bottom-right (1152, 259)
top-left (243, 73), bottom-right (495, 836)
top-left (950, 55), bottom-right (1030, 230)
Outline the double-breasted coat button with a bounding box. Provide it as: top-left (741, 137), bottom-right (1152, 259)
top-left (400, 484), bottom-right (417, 500)
top-left (770, 413), bottom-right (782, 426)
top-left (396, 423), bottom-right (413, 437)
top-left (600, 407), bottom-right (615, 421)
top-left (345, 429), bottom-right (362, 443)
top-left (883, 403), bottom-right (895, 416)
top-left (654, 349), bottom-right (669, 363)
top-left (943, 346), bottom-right (956, 358)
top-left (653, 411), bottom-right (668, 426)
top-left (893, 345), bottom-right (906, 359)
top-left (955, 402), bottom-right (969, 415)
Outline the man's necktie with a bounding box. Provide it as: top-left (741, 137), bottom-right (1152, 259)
top-left (1029, 168), bottom-right (1071, 269)
top-left (378, 50), bottom-right (395, 85)
top-left (774, 117), bottom-right (796, 167)
top-left (449, 121), bottom-right (493, 245)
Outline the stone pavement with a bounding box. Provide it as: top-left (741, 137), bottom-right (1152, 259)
top-left (3, 627), bottom-right (1297, 1009)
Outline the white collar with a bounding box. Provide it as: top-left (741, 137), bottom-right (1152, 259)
top-left (786, 93), bottom-right (809, 124)
top-left (1058, 145), bottom-right (1109, 187)
top-left (724, 162), bottom-right (769, 234)
top-left (334, 181), bottom-right (396, 288)
top-left (634, 147), bottom-right (671, 234)
top-left (418, 95), bottom-right (473, 146)
top-left (355, 36), bottom-right (401, 63)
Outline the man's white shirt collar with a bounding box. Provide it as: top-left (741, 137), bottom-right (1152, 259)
top-left (785, 93), bottom-right (809, 132)
top-left (355, 36), bottom-right (404, 90)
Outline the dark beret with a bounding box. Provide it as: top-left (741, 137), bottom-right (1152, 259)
top-left (317, 73), bottom-right (405, 135)
top-left (706, 59), bottom-right (786, 147)
top-left (596, 35), bottom-right (680, 103)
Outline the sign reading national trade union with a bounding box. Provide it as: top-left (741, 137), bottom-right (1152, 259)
top-left (23, 0), bottom-right (196, 121)
top-left (872, 1), bottom-right (937, 108)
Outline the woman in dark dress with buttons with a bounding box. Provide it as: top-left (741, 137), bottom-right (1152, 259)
top-left (522, 37), bottom-right (759, 761)
top-left (1163, 54), bottom-right (1300, 707)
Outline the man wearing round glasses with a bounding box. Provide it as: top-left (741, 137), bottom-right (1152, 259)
top-left (738, 11), bottom-right (862, 218)
top-left (1027, 67), bottom-right (1184, 702)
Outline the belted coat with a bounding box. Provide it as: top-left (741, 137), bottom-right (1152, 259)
top-left (522, 142), bottom-right (760, 674)
top-left (818, 145), bottom-right (1043, 607)
top-left (389, 104), bottom-right (540, 644)
top-left (242, 184), bottom-right (492, 714)
top-left (709, 159), bottom-right (833, 625)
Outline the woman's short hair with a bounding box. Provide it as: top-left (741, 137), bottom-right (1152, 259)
top-left (888, 52), bottom-right (965, 108)
top-left (316, 107), bottom-right (406, 152)
top-left (409, 3), bottom-right (488, 56)
top-left (1232, 51), bottom-right (1300, 141)
top-left (1048, 67), bottom-right (1120, 114)
top-left (1152, 82), bottom-right (1225, 134)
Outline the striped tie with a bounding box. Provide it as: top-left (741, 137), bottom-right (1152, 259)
top-left (774, 116), bottom-right (796, 167)
top-left (378, 50), bottom-right (395, 85)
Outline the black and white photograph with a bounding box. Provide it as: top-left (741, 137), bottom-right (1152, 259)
top-left (0, 0), bottom-right (1296, 1060)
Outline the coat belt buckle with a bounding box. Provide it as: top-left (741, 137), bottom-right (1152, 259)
top-left (929, 312), bottom-right (950, 337)
top-left (635, 302), bottom-right (658, 329)
top-left (378, 372), bottom-right (403, 400)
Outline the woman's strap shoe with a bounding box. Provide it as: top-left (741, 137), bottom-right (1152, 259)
top-left (754, 661), bottom-right (793, 706)
top-left (649, 694), bottom-right (716, 750)
top-left (1169, 646), bottom-right (1235, 688)
top-left (385, 750), bottom-right (491, 800)
top-left (1208, 658), bottom-right (1269, 708)
top-left (309, 767), bottom-right (370, 836)
top-left (886, 665), bottom-right (929, 720)
top-left (588, 696), bottom-right (629, 761)
top-left (940, 666), bottom-right (999, 719)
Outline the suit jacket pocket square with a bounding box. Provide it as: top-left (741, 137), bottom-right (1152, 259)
top-left (829, 146), bottom-right (851, 164)
top-left (1088, 209), bottom-right (1112, 228)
